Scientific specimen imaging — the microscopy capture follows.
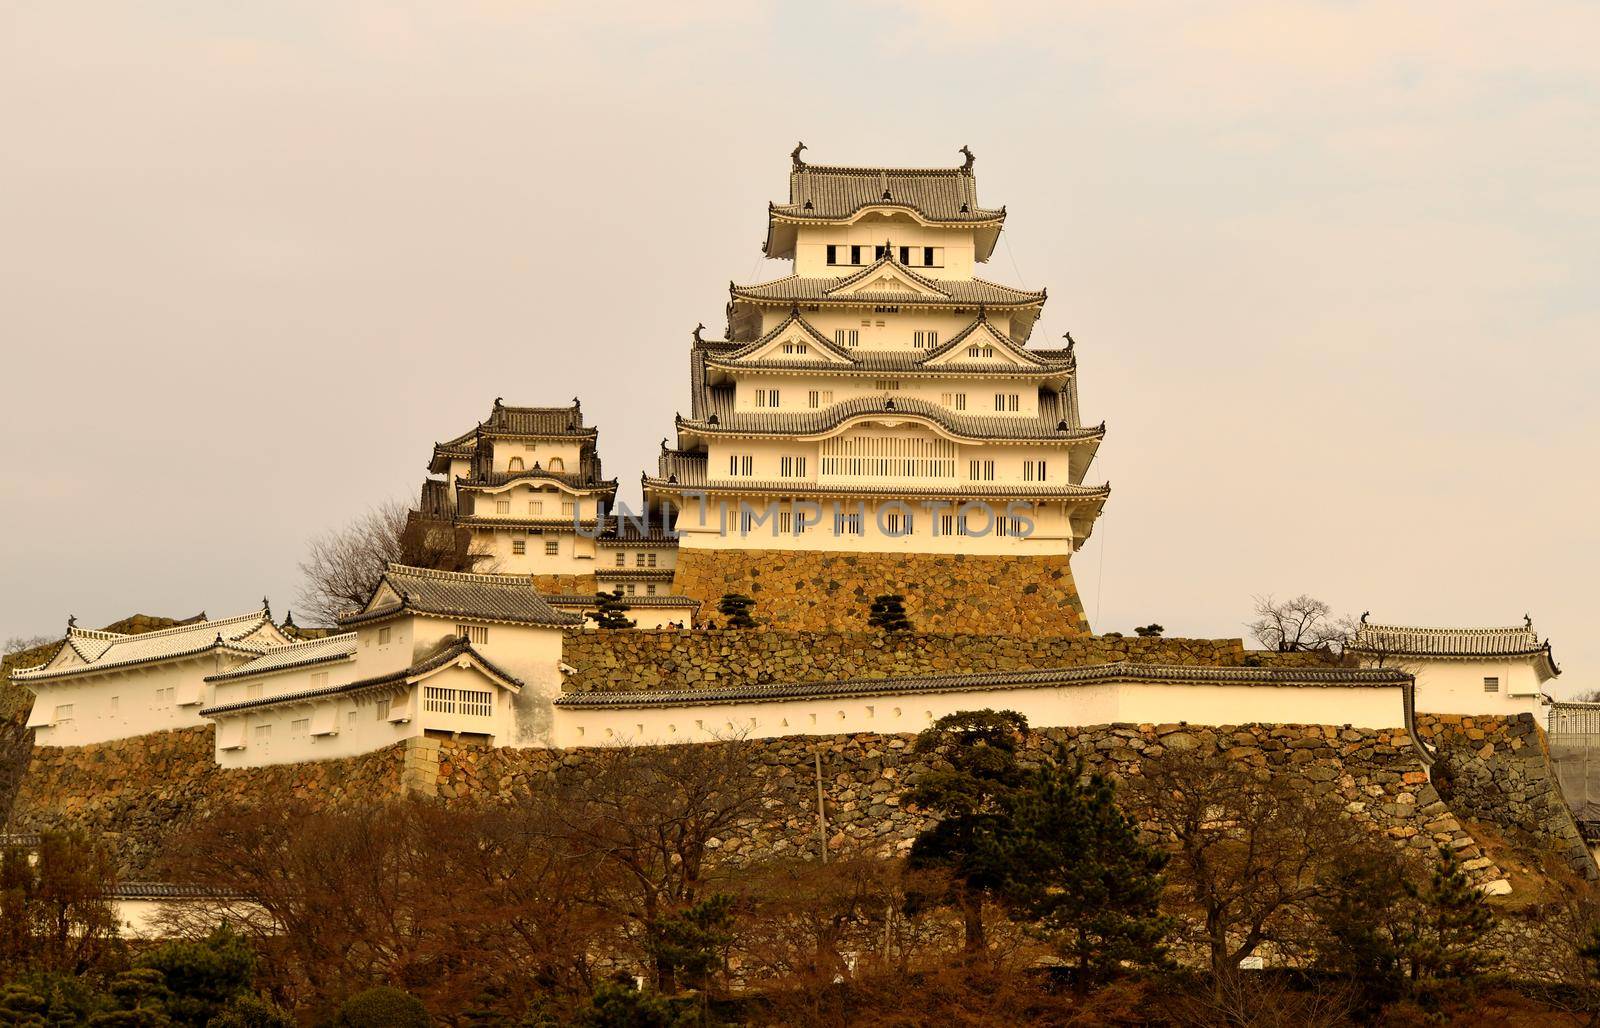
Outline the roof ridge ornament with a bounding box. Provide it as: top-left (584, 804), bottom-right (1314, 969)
top-left (67, 614), bottom-right (77, 630)
top-left (692, 322), bottom-right (705, 344)
top-left (959, 145), bottom-right (975, 174)
top-left (791, 141), bottom-right (806, 169)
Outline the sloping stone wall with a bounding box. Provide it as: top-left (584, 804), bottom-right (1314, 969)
top-left (671, 550), bottom-right (1090, 635)
top-left (8, 713), bottom-right (1535, 892)
top-left (8, 726), bottom-right (405, 875)
top-left (1419, 713), bottom-right (1595, 878)
top-left (559, 630), bottom-right (1271, 693)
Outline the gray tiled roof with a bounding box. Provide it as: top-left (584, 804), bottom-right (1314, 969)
top-left (430, 400), bottom-right (597, 471)
top-left (652, 449), bottom-right (708, 487)
top-left (201, 635), bottom-right (525, 717)
top-left (12, 610), bottom-right (281, 682)
top-left (731, 267), bottom-right (1043, 308)
top-left (775, 163), bottom-right (1003, 223)
top-left (1349, 621), bottom-right (1559, 674)
top-left (204, 633), bottom-right (358, 683)
top-left (456, 469), bottom-right (618, 492)
top-left (703, 312), bottom-right (1072, 376)
top-left (678, 393), bottom-right (1103, 443)
top-left (544, 594), bottom-right (701, 609)
top-left (340, 565), bottom-right (584, 628)
top-left (555, 662), bottom-right (1414, 708)
top-left (111, 882), bottom-right (251, 900)
top-left (642, 473), bottom-right (1110, 503)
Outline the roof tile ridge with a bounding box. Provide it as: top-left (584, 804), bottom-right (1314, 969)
top-left (68, 628), bottom-right (126, 640)
top-left (110, 610), bottom-right (269, 643)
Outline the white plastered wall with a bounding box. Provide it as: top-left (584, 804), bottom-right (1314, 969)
top-left (23, 651), bottom-right (255, 747)
top-left (554, 680), bottom-right (1408, 748)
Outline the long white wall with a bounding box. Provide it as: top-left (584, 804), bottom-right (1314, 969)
top-left (553, 680), bottom-right (1409, 748)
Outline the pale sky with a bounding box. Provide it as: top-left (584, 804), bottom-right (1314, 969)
top-left (2, 3), bottom-right (1595, 691)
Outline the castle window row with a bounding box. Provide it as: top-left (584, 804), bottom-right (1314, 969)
top-left (825, 244), bottom-right (943, 268)
top-left (716, 501), bottom-right (1048, 541)
top-left (614, 551), bottom-right (659, 567)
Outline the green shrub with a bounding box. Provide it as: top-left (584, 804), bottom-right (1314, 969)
top-left (335, 987), bottom-right (429, 1028)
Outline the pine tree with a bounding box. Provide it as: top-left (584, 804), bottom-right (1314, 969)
top-left (1000, 761), bottom-right (1173, 993)
top-left (867, 594), bottom-right (913, 632)
top-left (1399, 846), bottom-right (1494, 987)
top-left (586, 590), bottom-right (637, 630)
top-left (716, 594), bottom-right (756, 629)
top-left (907, 709), bottom-right (1031, 956)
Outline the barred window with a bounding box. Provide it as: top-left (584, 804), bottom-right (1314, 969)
top-left (1023, 460), bottom-right (1047, 482)
top-left (1483, 677), bottom-right (1500, 693)
top-left (544, 540), bottom-right (559, 556)
top-left (728, 454), bottom-right (754, 477)
top-left (456, 624), bottom-right (489, 644)
top-left (968, 460), bottom-right (995, 481)
top-left (512, 539), bottom-right (526, 555)
top-left (424, 687), bottom-right (492, 717)
top-left (821, 435), bottom-right (955, 478)
top-left (779, 455), bottom-right (807, 477)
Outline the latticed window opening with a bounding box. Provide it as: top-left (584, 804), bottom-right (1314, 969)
top-left (821, 435), bottom-right (956, 478)
top-left (424, 687), bottom-right (492, 717)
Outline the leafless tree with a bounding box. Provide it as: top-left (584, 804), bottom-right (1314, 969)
top-left (550, 738), bottom-right (767, 993)
top-left (295, 500), bottom-right (493, 625)
top-left (1129, 747), bottom-right (1367, 996)
top-left (1247, 594), bottom-right (1352, 653)
top-left (3, 635), bottom-right (54, 657)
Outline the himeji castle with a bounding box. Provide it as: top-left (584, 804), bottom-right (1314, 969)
top-left (643, 145), bottom-right (1110, 633)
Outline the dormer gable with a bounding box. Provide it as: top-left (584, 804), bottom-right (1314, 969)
top-left (824, 257), bottom-right (951, 300)
top-left (920, 318), bottom-right (1050, 369)
top-left (719, 312), bottom-right (855, 366)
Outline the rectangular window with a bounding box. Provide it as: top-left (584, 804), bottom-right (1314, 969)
top-left (874, 379), bottom-right (901, 391)
top-left (544, 540), bottom-right (559, 556)
top-left (885, 511), bottom-right (913, 536)
top-left (290, 719), bottom-right (310, 741)
top-left (456, 624), bottom-right (489, 644)
top-left (311, 671), bottom-right (329, 690)
top-left (898, 245), bottom-right (911, 264)
top-left (969, 460), bottom-right (995, 481)
top-left (1023, 460), bottom-right (1047, 482)
top-left (850, 244), bottom-right (862, 264)
top-left (913, 330), bottom-right (939, 349)
top-left (624, 583), bottom-right (637, 596)
top-left (347, 709), bottom-right (357, 728)
top-left (778, 510), bottom-right (792, 534)
top-left (995, 393), bottom-right (1019, 411)
top-left (424, 686), bottom-right (492, 716)
top-left (826, 244), bottom-right (837, 265)
top-left (375, 698), bottom-right (390, 721)
top-left (109, 696), bottom-right (119, 715)
top-left (875, 244), bottom-right (889, 260)
top-left (808, 389), bottom-right (820, 408)
top-left (969, 345), bottom-right (996, 359)
top-left (781, 341), bottom-right (808, 355)
top-left (755, 388), bottom-right (780, 408)
top-left (561, 501), bottom-right (576, 516)
top-left (779, 455), bottom-right (807, 477)
top-left (646, 552), bottom-right (657, 567)
top-left (955, 393), bottom-right (966, 411)
top-left (528, 500), bottom-right (543, 515)
top-left (255, 723), bottom-right (271, 744)
top-left (646, 584), bottom-right (657, 596)
top-left (833, 512), bottom-right (864, 535)
top-left (54, 703), bottom-right (74, 724)
top-left (246, 683), bottom-right (263, 700)
top-left (378, 627), bottom-right (391, 645)
top-left (728, 454), bottom-right (754, 477)
top-left (495, 500), bottom-right (511, 514)
top-left (615, 551), bottom-right (626, 566)
top-left (1483, 677), bottom-right (1500, 693)
top-left (834, 329), bottom-right (859, 348)
top-left (512, 539), bottom-right (526, 555)
top-left (924, 246), bottom-right (936, 266)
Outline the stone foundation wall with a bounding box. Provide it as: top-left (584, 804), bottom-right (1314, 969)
top-left (12, 717), bottom-right (1551, 891)
top-left (671, 549), bottom-right (1090, 635)
top-left (7, 727), bottom-right (405, 874)
top-left (529, 573), bottom-right (598, 596)
top-left (559, 630), bottom-right (1264, 693)
top-left (1419, 713), bottom-right (1595, 878)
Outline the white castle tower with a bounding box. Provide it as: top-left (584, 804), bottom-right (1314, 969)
top-left (646, 146), bottom-right (1109, 634)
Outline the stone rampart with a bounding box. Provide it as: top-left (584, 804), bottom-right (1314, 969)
top-left (1418, 713), bottom-right (1595, 878)
top-left (11, 716), bottom-right (1560, 890)
top-left (671, 550), bottom-right (1090, 635)
top-left (559, 630), bottom-right (1274, 693)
